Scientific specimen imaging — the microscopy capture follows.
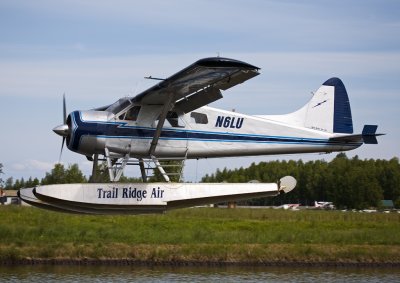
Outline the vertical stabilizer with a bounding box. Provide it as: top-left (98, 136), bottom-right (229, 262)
top-left (304, 78), bottom-right (353, 134)
top-left (257, 77), bottom-right (354, 134)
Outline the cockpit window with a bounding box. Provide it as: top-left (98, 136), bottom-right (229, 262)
top-left (119, 106), bottom-right (141, 121)
top-left (106, 98), bottom-right (132, 114)
top-left (190, 112), bottom-right (208, 124)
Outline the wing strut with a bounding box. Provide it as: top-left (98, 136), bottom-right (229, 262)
top-left (104, 148), bottom-right (130, 182)
top-left (148, 94), bottom-right (174, 156)
top-left (151, 155), bottom-right (170, 182)
top-left (139, 158), bottom-right (147, 183)
top-left (89, 154), bottom-right (99, 183)
top-left (104, 148), bottom-right (114, 181)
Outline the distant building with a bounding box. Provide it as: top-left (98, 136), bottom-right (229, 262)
top-left (381, 200), bottom-right (394, 209)
top-left (1, 190), bottom-right (21, 205)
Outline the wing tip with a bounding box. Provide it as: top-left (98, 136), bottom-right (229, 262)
top-left (196, 57), bottom-right (259, 70)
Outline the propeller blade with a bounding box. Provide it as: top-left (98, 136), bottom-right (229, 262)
top-left (58, 93), bottom-right (67, 163)
top-left (63, 93), bottom-right (67, 124)
top-left (59, 137), bottom-right (65, 163)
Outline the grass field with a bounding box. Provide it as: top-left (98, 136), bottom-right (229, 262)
top-left (1, 206), bottom-right (399, 264)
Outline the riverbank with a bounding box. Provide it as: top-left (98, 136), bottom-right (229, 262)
top-left (1, 206), bottom-right (399, 266)
top-left (2, 244), bottom-right (400, 267)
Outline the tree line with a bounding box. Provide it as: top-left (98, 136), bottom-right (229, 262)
top-left (1, 163), bottom-right (142, 190)
top-left (1, 159), bottom-right (183, 190)
top-left (2, 154), bottom-right (400, 209)
top-left (201, 153), bottom-right (400, 209)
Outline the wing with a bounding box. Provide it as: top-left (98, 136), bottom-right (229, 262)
top-left (132, 57), bottom-right (260, 113)
top-left (131, 57), bottom-right (259, 160)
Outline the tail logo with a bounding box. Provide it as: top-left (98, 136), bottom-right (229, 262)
top-left (312, 99), bottom-right (329, 108)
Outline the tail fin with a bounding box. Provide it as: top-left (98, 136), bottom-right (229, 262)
top-left (260, 77), bottom-right (353, 134)
top-left (304, 78), bottom-right (353, 134)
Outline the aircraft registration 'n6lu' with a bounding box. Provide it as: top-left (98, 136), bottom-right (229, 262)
top-left (19, 57), bottom-right (383, 214)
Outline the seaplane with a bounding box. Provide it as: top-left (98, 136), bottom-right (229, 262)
top-left (314, 201), bottom-right (335, 210)
top-left (274, 204), bottom-right (301, 210)
top-left (18, 57), bottom-right (382, 214)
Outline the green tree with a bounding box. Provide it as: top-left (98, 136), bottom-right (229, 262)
top-left (88, 162), bottom-right (143, 183)
top-left (65, 164), bottom-right (87, 183)
top-left (41, 163), bottom-right (87, 185)
top-left (0, 163), bottom-right (3, 186)
top-left (4, 177), bottom-right (13, 190)
top-left (119, 175), bottom-right (143, 183)
top-left (41, 164), bottom-right (66, 185)
top-left (13, 179), bottom-right (22, 190)
top-left (25, 177), bottom-right (40, 188)
top-left (149, 160), bottom-right (183, 182)
top-left (89, 162), bottom-right (110, 183)
top-left (201, 153), bottom-right (397, 209)
top-left (379, 158), bottom-right (400, 206)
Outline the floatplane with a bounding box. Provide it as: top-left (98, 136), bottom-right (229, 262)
top-left (19, 57), bottom-right (382, 214)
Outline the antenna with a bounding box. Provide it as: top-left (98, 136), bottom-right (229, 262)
top-left (144, 76), bottom-right (165, 81)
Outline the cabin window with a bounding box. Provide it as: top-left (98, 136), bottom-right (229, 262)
top-left (166, 111), bottom-right (184, 127)
top-left (190, 112), bottom-right (208, 124)
top-left (119, 106), bottom-right (141, 121)
top-left (156, 111), bottom-right (184, 128)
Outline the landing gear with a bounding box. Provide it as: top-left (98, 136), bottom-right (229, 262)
top-left (89, 149), bottom-right (186, 183)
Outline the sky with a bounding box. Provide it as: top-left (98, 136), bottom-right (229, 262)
top-left (0, 0), bottom-right (399, 183)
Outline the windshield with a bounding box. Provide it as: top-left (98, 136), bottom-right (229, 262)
top-left (105, 98), bottom-right (132, 114)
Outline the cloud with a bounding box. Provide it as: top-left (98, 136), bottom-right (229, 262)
top-left (1, 51), bottom-right (399, 103)
top-left (3, 1), bottom-right (400, 54)
top-left (11, 159), bottom-right (55, 172)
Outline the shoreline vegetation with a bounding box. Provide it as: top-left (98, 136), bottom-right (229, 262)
top-left (1, 206), bottom-right (400, 267)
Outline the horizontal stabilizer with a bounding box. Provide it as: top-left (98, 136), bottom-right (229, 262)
top-left (329, 125), bottom-right (384, 144)
top-left (361, 124), bottom-right (384, 144)
top-left (362, 125), bottom-right (378, 135)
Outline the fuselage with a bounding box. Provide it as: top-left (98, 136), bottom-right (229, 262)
top-left (65, 106), bottom-right (362, 160)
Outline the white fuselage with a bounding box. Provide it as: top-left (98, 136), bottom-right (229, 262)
top-left (70, 106), bottom-right (361, 159)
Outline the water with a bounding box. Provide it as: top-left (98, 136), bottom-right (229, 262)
top-left (1, 265), bottom-right (399, 282)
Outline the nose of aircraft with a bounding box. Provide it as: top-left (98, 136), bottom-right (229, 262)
top-left (53, 124), bottom-right (69, 137)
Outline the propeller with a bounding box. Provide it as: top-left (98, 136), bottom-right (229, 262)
top-left (61, 93), bottom-right (66, 160)
top-left (53, 93), bottom-right (69, 163)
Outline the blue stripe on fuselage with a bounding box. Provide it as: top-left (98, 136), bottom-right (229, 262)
top-left (68, 111), bottom-right (360, 152)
